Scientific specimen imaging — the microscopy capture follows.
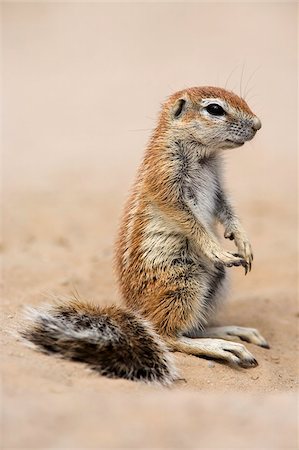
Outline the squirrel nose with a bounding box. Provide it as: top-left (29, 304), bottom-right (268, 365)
top-left (252, 117), bottom-right (262, 131)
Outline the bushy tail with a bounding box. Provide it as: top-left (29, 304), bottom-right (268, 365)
top-left (20, 299), bottom-right (177, 385)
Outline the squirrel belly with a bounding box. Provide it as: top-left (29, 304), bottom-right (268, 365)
top-left (21, 300), bottom-right (177, 384)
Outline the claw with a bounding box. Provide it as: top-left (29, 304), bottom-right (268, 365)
top-left (238, 357), bottom-right (258, 368)
top-left (260, 342), bottom-right (270, 349)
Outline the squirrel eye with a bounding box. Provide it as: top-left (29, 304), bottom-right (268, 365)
top-left (206, 103), bottom-right (225, 116)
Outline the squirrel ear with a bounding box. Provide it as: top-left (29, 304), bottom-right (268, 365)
top-left (173, 98), bottom-right (187, 118)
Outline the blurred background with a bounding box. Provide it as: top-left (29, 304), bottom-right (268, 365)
top-left (2, 2), bottom-right (298, 448)
top-left (4, 2), bottom-right (297, 196)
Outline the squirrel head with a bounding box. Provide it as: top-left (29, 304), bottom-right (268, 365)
top-left (161, 87), bottom-right (261, 150)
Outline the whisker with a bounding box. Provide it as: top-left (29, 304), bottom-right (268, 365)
top-left (244, 84), bottom-right (256, 97)
top-left (224, 64), bottom-right (240, 90)
top-left (239, 62), bottom-right (246, 98)
top-left (244, 65), bottom-right (262, 99)
top-left (245, 93), bottom-right (259, 104)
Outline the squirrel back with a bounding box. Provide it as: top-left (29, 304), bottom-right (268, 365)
top-left (21, 299), bottom-right (177, 384)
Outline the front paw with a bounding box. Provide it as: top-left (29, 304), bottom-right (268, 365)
top-left (224, 229), bottom-right (253, 274)
top-left (212, 249), bottom-right (248, 270)
top-left (234, 233), bottom-right (253, 274)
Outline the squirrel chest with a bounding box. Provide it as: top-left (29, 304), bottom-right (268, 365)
top-left (183, 156), bottom-right (219, 229)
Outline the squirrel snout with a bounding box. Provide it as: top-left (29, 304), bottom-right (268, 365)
top-left (252, 117), bottom-right (262, 131)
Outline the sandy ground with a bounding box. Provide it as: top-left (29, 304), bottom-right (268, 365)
top-left (1, 3), bottom-right (298, 449)
top-left (1, 163), bottom-right (298, 448)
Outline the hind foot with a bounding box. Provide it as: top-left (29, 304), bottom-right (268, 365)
top-left (198, 326), bottom-right (270, 349)
top-left (166, 336), bottom-right (258, 369)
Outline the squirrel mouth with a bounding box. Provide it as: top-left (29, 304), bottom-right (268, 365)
top-left (225, 139), bottom-right (245, 147)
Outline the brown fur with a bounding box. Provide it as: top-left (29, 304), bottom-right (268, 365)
top-left (116, 87), bottom-right (255, 335)
top-left (21, 87), bottom-right (267, 383)
top-left (21, 300), bottom-right (177, 384)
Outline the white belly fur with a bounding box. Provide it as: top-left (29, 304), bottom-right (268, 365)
top-left (186, 163), bottom-right (218, 230)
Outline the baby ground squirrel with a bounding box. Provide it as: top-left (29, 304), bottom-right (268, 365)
top-left (21, 86), bottom-right (269, 384)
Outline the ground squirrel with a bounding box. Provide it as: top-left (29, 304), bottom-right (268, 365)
top-left (21, 86), bottom-right (269, 385)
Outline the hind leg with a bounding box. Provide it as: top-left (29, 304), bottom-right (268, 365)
top-left (197, 326), bottom-right (270, 349)
top-left (185, 262), bottom-right (269, 349)
top-left (185, 278), bottom-right (270, 348)
top-left (146, 263), bottom-right (257, 368)
top-left (165, 335), bottom-right (258, 368)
